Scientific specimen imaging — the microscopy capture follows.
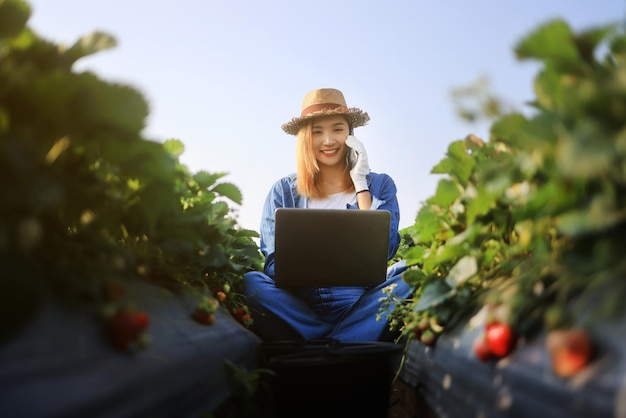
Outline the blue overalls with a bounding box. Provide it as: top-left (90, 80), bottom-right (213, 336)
top-left (243, 172), bottom-right (412, 341)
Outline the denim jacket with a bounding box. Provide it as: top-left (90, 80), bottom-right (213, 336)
top-left (259, 172), bottom-right (401, 277)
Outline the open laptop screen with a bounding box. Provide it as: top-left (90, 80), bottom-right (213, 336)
top-left (273, 208), bottom-right (390, 287)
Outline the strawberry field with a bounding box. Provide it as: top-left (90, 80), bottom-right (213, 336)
top-left (0, 0), bottom-right (262, 351)
top-left (2, 0), bottom-right (626, 416)
top-left (381, 15), bottom-right (626, 413)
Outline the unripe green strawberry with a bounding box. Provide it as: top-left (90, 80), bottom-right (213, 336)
top-left (420, 330), bottom-right (436, 346)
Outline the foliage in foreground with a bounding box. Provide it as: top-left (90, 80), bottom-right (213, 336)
top-left (383, 18), bottom-right (626, 352)
top-left (0, 0), bottom-right (263, 348)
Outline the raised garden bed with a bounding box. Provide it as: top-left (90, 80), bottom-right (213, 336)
top-left (397, 297), bottom-right (626, 418)
top-left (0, 281), bottom-right (261, 417)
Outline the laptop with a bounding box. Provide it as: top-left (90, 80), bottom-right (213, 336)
top-left (273, 208), bottom-right (391, 287)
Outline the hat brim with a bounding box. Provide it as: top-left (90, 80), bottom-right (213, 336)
top-left (281, 107), bottom-right (370, 135)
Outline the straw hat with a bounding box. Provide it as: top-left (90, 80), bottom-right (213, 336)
top-left (281, 88), bottom-right (370, 135)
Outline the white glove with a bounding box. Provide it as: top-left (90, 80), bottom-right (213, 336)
top-left (345, 135), bottom-right (370, 193)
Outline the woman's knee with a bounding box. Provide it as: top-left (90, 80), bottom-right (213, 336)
top-left (243, 271), bottom-right (274, 296)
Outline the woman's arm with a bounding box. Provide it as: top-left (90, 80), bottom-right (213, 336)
top-left (356, 190), bottom-right (372, 210)
top-left (369, 173), bottom-right (401, 259)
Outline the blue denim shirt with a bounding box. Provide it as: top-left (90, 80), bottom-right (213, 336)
top-left (259, 172), bottom-right (401, 277)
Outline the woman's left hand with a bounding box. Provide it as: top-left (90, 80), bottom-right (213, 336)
top-left (346, 135), bottom-right (370, 193)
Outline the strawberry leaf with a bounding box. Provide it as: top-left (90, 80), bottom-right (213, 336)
top-left (211, 182), bottom-right (242, 205)
top-left (415, 281), bottom-right (455, 312)
top-left (445, 256), bottom-right (478, 288)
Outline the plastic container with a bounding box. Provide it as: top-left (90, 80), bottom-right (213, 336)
top-left (258, 339), bottom-right (403, 418)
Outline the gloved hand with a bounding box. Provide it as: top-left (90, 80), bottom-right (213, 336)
top-left (345, 135), bottom-right (370, 193)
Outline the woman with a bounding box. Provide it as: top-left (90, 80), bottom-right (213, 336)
top-left (243, 88), bottom-right (411, 342)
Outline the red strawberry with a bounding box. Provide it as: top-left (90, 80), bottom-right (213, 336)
top-left (473, 333), bottom-right (492, 362)
top-left (412, 327), bottom-right (422, 340)
top-left (108, 309), bottom-right (149, 350)
top-left (134, 311), bottom-right (150, 329)
top-left (193, 310), bottom-right (215, 325)
top-left (239, 313), bottom-right (253, 327)
top-left (216, 291), bottom-right (227, 302)
top-left (418, 317), bottom-right (430, 331)
top-left (485, 322), bottom-right (515, 357)
top-left (546, 328), bottom-right (593, 377)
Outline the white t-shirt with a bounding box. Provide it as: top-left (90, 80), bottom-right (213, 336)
top-left (308, 191), bottom-right (357, 209)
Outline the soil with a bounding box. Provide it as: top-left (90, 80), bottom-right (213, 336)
top-left (387, 379), bottom-right (438, 418)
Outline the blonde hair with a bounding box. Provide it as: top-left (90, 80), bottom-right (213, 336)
top-left (295, 120), bottom-right (354, 199)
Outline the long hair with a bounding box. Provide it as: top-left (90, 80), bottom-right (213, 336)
top-left (295, 120), bottom-right (354, 199)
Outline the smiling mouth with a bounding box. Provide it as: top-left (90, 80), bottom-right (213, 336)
top-left (320, 149), bottom-right (339, 156)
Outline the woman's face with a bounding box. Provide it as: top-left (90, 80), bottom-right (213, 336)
top-left (310, 116), bottom-right (350, 168)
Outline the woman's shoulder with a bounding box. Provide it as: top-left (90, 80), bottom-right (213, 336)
top-left (268, 173), bottom-right (298, 195)
top-left (368, 172), bottom-right (397, 192)
top-left (272, 173), bottom-right (297, 188)
top-left (368, 171), bottom-right (395, 183)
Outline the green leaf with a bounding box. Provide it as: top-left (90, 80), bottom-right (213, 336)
top-left (65, 31), bottom-right (117, 64)
top-left (515, 19), bottom-right (581, 69)
top-left (533, 65), bottom-right (575, 112)
top-left (71, 73), bottom-right (149, 134)
top-left (402, 266), bottom-right (428, 286)
top-left (445, 255), bottom-right (478, 288)
top-left (427, 179), bottom-right (460, 207)
top-left (490, 113), bottom-right (528, 147)
top-left (465, 185), bottom-right (498, 225)
top-left (194, 171), bottom-right (227, 189)
top-left (100, 138), bottom-right (178, 183)
top-left (137, 184), bottom-right (178, 233)
top-left (431, 240), bottom-right (471, 266)
top-left (23, 71), bottom-right (75, 131)
top-left (574, 24), bottom-right (618, 64)
top-left (415, 281), bottom-right (455, 311)
top-left (557, 194), bottom-right (626, 236)
top-left (555, 122), bottom-right (614, 179)
top-left (518, 179), bottom-right (580, 219)
top-left (163, 139), bottom-right (185, 158)
top-left (413, 205), bottom-right (442, 244)
top-left (403, 245), bottom-right (426, 266)
top-left (205, 244), bottom-right (228, 268)
top-left (7, 26), bottom-right (35, 49)
top-left (235, 228), bottom-right (260, 238)
top-left (610, 31), bottom-right (626, 60)
top-left (211, 182), bottom-right (242, 205)
top-left (431, 141), bottom-right (474, 187)
top-left (208, 201), bottom-right (230, 221)
top-left (0, 0), bottom-right (31, 38)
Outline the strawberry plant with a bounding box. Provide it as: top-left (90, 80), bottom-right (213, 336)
top-left (0, 0), bottom-right (263, 349)
top-left (382, 17), bottom-right (626, 376)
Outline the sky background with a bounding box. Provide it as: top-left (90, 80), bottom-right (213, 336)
top-left (26, 1), bottom-right (626, 233)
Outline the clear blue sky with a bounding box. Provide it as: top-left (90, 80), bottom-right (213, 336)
top-left (27, 1), bottom-right (625, 233)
